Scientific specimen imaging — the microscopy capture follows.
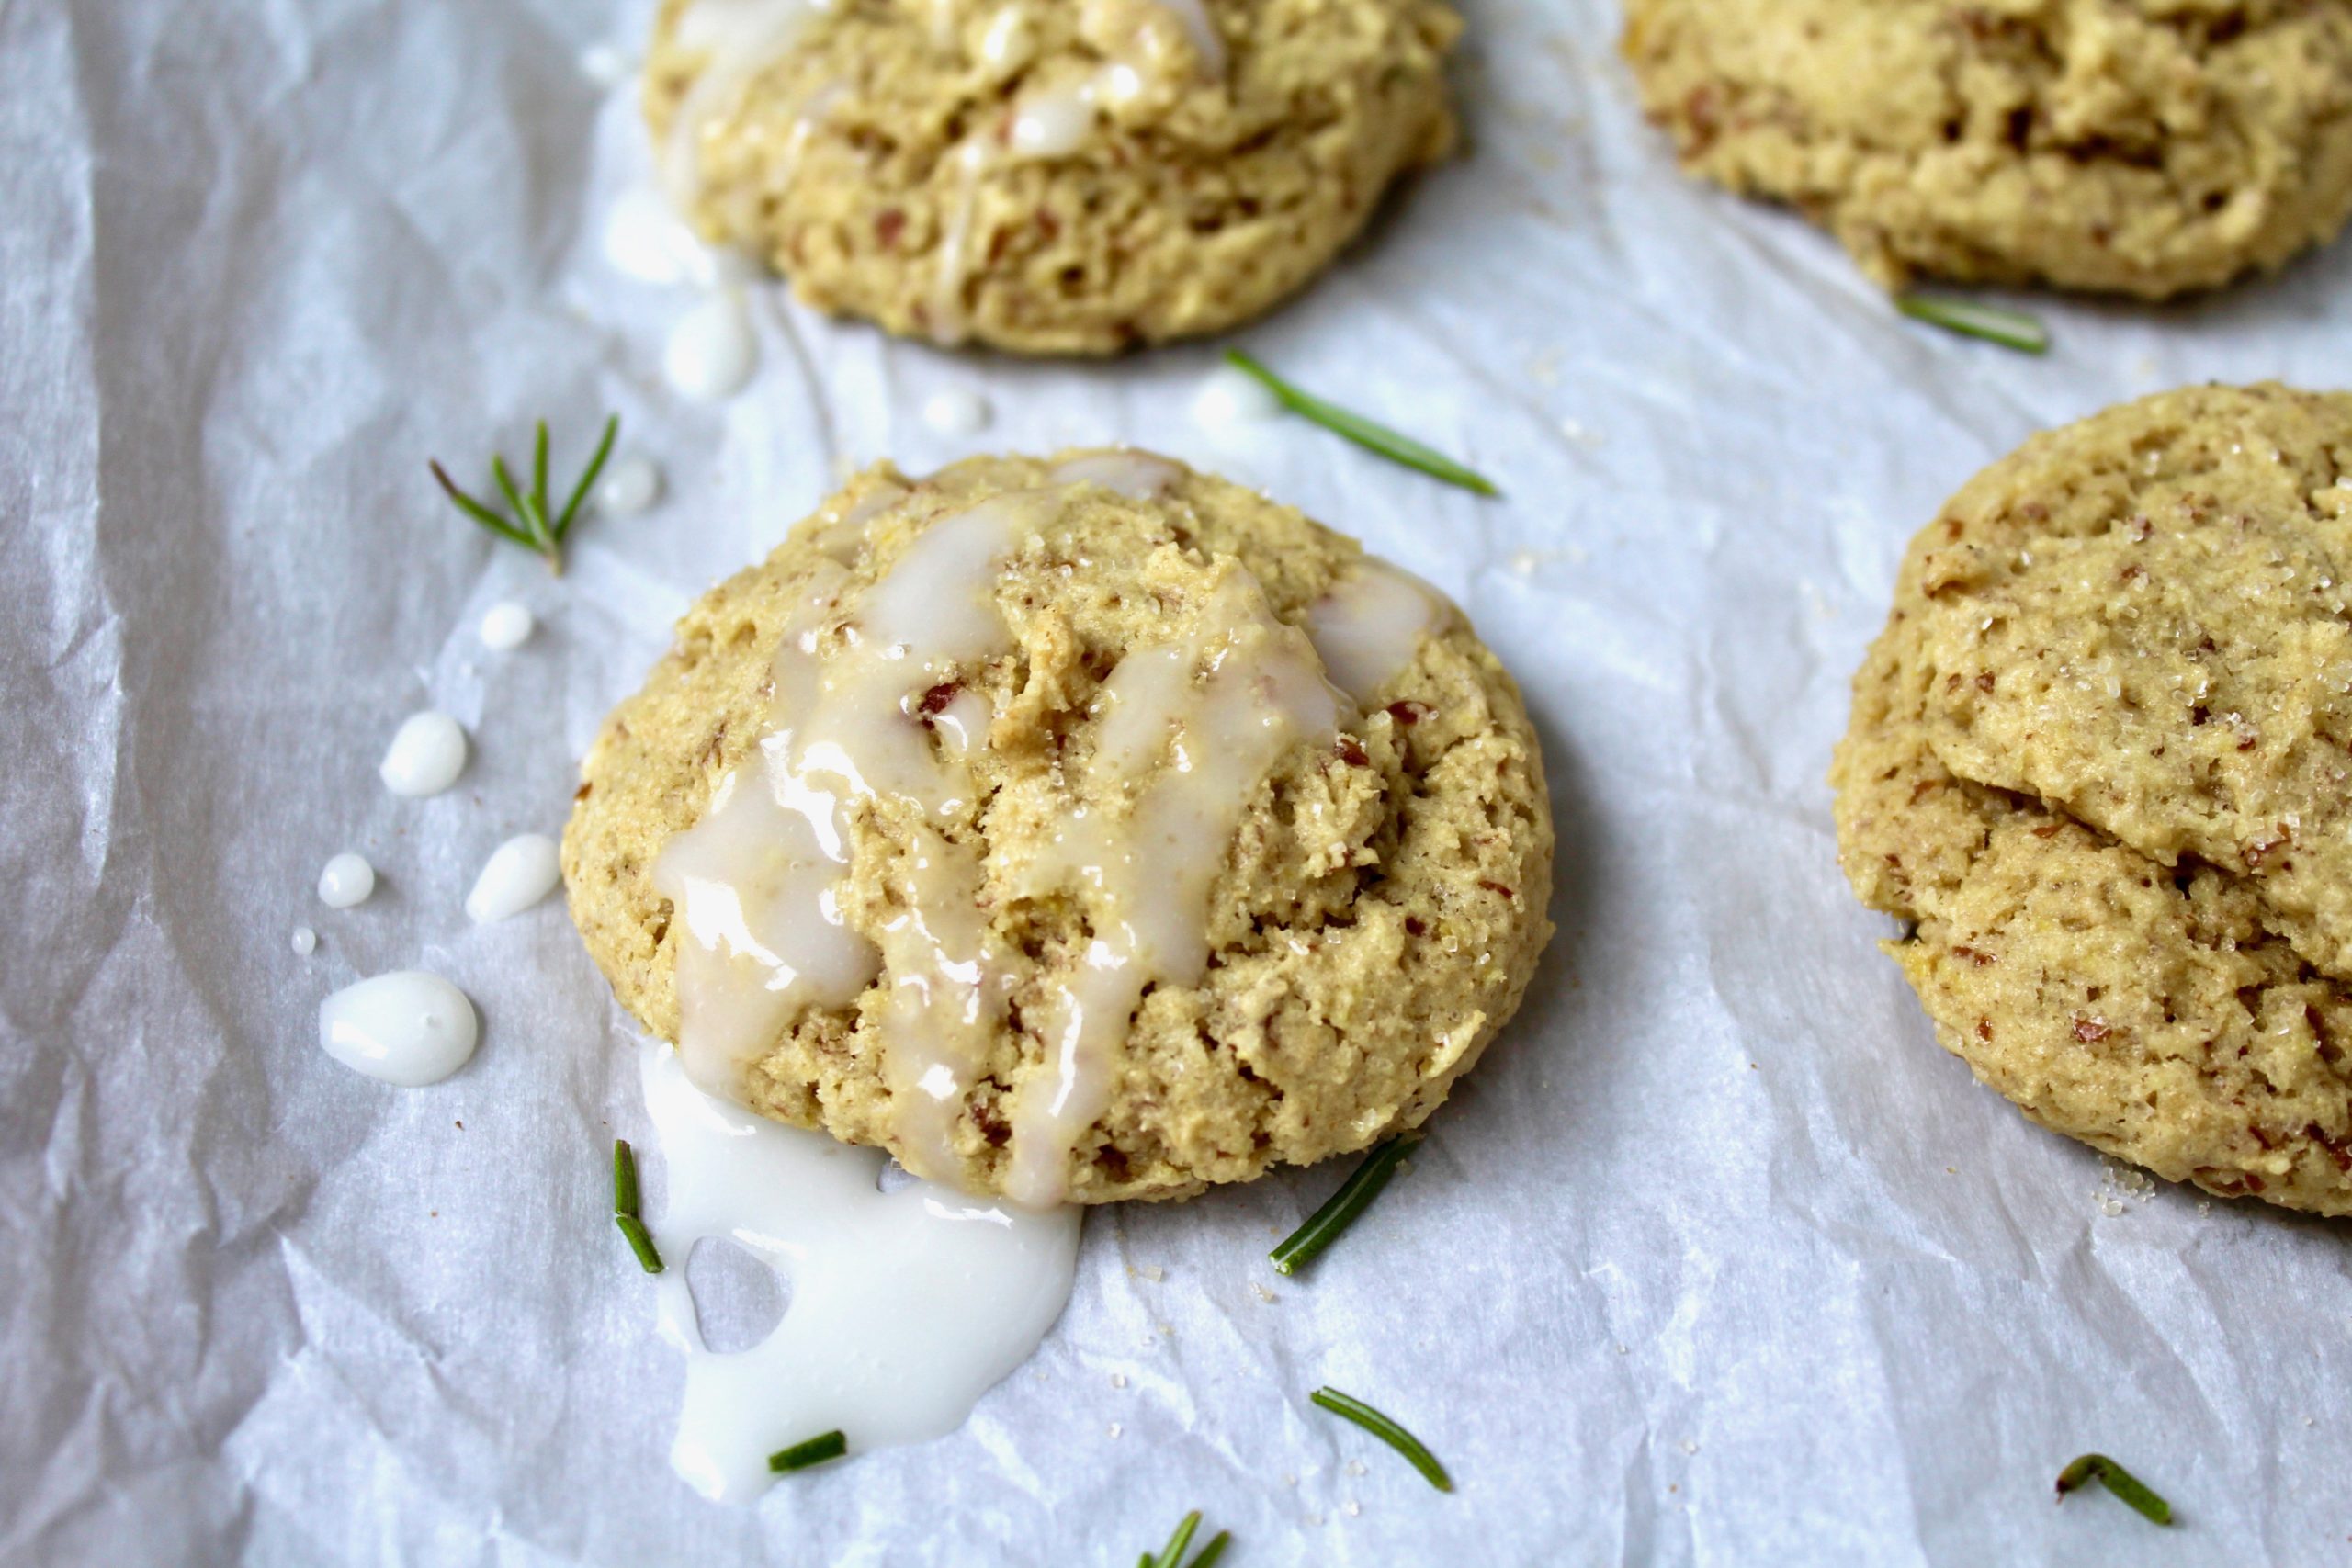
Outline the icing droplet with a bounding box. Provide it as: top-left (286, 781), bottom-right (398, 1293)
top-left (665, 290), bottom-right (759, 401)
top-left (379, 712), bottom-right (469, 797)
top-left (465, 834), bottom-right (563, 924)
top-left (317, 852), bottom-right (376, 909)
top-left (479, 601), bottom-right (535, 651)
top-left (1192, 363), bottom-right (1283, 432)
top-left (922, 389), bottom-right (993, 437)
top-left (319, 972), bottom-right (480, 1087)
top-left (579, 41), bottom-right (633, 89)
top-left (639, 1040), bottom-right (1080, 1502)
top-left (598, 453), bottom-right (663, 518)
top-left (289, 926), bottom-right (317, 957)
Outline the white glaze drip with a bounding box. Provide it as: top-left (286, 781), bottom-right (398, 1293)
top-left (598, 453), bottom-right (663, 518)
top-left (922, 389), bottom-right (993, 437)
top-left (379, 712), bottom-right (469, 798)
top-left (1048, 449), bottom-right (1186, 499)
top-left (1306, 561), bottom-right (1456, 706)
top-left (653, 501), bottom-right (1039, 1176)
top-left (465, 834), bottom-right (562, 924)
top-left (1001, 568), bottom-right (1346, 1204)
top-left (319, 972), bottom-right (480, 1087)
top-left (664, 289), bottom-right (759, 401)
top-left (317, 852), bottom-right (375, 909)
top-left (640, 1040), bottom-right (1080, 1504)
top-left (663, 0), bottom-right (831, 205)
top-left (478, 601), bottom-right (535, 651)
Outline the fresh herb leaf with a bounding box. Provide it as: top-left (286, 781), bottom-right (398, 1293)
top-left (611, 1139), bottom-right (663, 1273)
top-left (2055, 1453), bottom-right (2172, 1525)
top-left (614, 1213), bottom-right (664, 1275)
top-left (1223, 350), bottom-right (1499, 496)
top-left (1894, 293), bottom-right (2051, 355)
top-left (767, 1429), bottom-right (849, 1473)
top-left (430, 414), bottom-right (620, 574)
top-left (1270, 1132), bottom-right (1422, 1277)
top-left (1144, 1512), bottom-right (1228, 1568)
top-left (1310, 1386), bottom-right (1453, 1492)
top-left (613, 1138), bottom-right (642, 1217)
top-left (1153, 1511), bottom-right (1200, 1568)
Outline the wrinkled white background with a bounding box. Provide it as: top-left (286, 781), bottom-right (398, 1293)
top-left (6, 0), bottom-right (2350, 1563)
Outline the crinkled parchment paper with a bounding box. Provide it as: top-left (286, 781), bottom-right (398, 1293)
top-left (6, 1), bottom-right (2350, 1562)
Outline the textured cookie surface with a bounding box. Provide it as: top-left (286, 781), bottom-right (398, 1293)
top-left (564, 453), bottom-right (1554, 1202)
top-left (1623, 0), bottom-right (2352, 298)
top-left (645, 0), bottom-right (1461, 354)
top-left (1832, 385), bottom-right (2352, 1215)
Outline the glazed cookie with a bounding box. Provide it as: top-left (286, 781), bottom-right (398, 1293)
top-left (644, 0), bottom-right (1463, 354)
top-left (1623, 0), bottom-right (2352, 299)
top-left (564, 450), bottom-right (1554, 1204)
top-left (1833, 385), bottom-right (2352, 1215)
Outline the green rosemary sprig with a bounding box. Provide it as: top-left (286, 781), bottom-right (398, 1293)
top-left (1270, 1132), bottom-right (1422, 1276)
top-left (1894, 294), bottom-right (2051, 355)
top-left (1224, 350), bottom-right (1499, 496)
top-left (432, 414), bottom-right (619, 574)
top-left (768, 1430), bottom-right (849, 1473)
top-left (1311, 1386), bottom-right (1453, 1492)
top-left (2055, 1453), bottom-right (2172, 1525)
top-left (612, 1138), bottom-right (663, 1275)
top-left (1140, 1511), bottom-right (1229, 1568)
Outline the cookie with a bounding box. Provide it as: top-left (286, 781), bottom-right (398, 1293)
top-left (1623, 0), bottom-right (2352, 299)
top-left (563, 450), bottom-right (1554, 1204)
top-left (644, 0), bottom-right (1462, 354)
top-left (1833, 385), bottom-right (2352, 1215)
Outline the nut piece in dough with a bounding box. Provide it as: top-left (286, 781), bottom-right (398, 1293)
top-left (645, 0), bottom-right (1463, 354)
top-left (563, 450), bottom-right (1555, 1203)
top-left (1833, 384), bottom-right (2352, 1216)
top-left (1623, 0), bottom-right (2352, 299)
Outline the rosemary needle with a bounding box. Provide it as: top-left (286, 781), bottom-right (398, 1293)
top-left (1270, 1132), bottom-right (1421, 1276)
top-left (431, 413), bottom-right (620, 574)
top-left (767, 1430), bottom-right (849, 1473)
top-left (2055, 1453), bottom-right (2173, 1526)
top-left (1145, 1512), bottom-right (1228, 1568)
top-left (1894, 293), bottom-right (2051, 355)
top-left (1223, 350), bottom-right (1499, 496)
top-left (1311, 1386), bottom-right (1453, 1492)
top-left (611, 1138), bottom-right (663, 1275)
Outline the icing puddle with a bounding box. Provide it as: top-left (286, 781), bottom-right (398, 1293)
top-left (640, 1040), bottom-right (1080, 1505)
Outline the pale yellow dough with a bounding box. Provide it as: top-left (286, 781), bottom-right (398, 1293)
top-left (646, 0), bottom-right (1462, 354)
top-left (563, 453), bottom-right (1555, 1202)
top-left (1833, 385), bottom-right (2352, 1216)
top-left (1623, 0), bottom-right (2352, 299)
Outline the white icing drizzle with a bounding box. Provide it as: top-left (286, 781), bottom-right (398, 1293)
top-left (1001, 569), bottom-right (1346, 1204)
top-left (1048, 449), bottom-right (1186, 499)
top-left (1305, 561), bottom-right (1456, 707)
top-left (652, 500), bottom-right (1037, 1178)
top-left (662, 0), bottom-right (831, 205)
top-left (655, 457), bottom-right (1356, 1206)
top-left (640, 1039), bottom-right (1080, 1503)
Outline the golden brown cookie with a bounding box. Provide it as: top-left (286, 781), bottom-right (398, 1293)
top-left (1832, 385), bottom-right (2352, 1215)
top-left (1623, 0), bottom-right (2352, 299)
top-left (645, 0), bottom-right (1462, 354)
top-left (564, 451), bottom-right (1554, 1202)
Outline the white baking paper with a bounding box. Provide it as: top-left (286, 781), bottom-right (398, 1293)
top-left (6, 1), bottom-right (2350, 1563)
